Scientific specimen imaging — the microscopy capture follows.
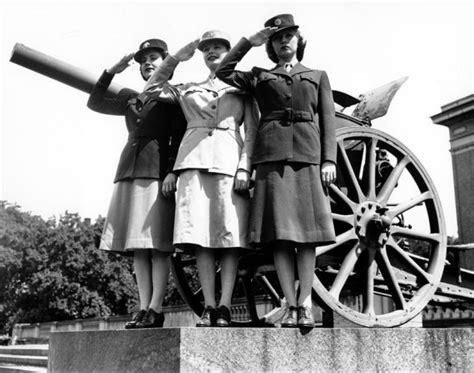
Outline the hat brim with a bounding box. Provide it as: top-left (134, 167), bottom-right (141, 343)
top-left (197, 38), bottom-right (231, 51)
top-left (270, 25), bottom-right (299, 40)
top-left (134, 47), bottom-right (166, 63)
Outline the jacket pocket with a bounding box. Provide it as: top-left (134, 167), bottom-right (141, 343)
top-left (256, 72), bottom-right (278, 86)
top-left (300, 72), bottom-right (319, 88)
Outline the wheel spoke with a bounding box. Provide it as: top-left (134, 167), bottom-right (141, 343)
top-left (387, 236), bottom-right (433, 284)
top-left (366, 138), bottom-right (378, 200)
top-left (332, 213), bottom-right (354, 225)
top-left (377, 156), bottom-right (410, 205)
top-left (316, 229), bottom-right (359, 256)
top-left (338, 140), bottom-right (366, 203)
top-left (329, 243), bottom-right (361, 299)
top-left (256, 274), bottom-right (282, 306)
top-left (390, 226), bottom-right (442, 243)
top-left (329, 184), bottom-right (357, 211)
top-left (363, 248), bottom-right (377, 315)
top-left (388, 191), bottom-right (433, 218)
top-left (193, 286), bottom-right (203, 297)
top-left (376, 247), bottom-right (407, 310)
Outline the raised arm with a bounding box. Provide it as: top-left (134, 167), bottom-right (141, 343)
top-left (87, 53), bottom-right (137, 115)
top-left (144, 39), bottom-right (200, 103)
top-left (216, 27), bottom-right (277, 91)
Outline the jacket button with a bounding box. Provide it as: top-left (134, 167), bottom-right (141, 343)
top-left (208, 129), bottom-right (214, 136)
top-left (212, 92), bottom-right (218, 97)
top-left (132, 142), bottom-right (137, 147)
top-left (285, 94), bottom-right (291, 100)
top-left (136, 119), bottom-right (141, 123)
top-left (210, 105), bottom-right (217, 110)
top-left (286, 80), bottom-right (292, 85)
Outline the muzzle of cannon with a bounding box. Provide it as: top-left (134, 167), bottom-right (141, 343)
top-left (10, 43), bottom-right (125, 95)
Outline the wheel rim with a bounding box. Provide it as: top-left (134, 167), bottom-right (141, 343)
top-left (314, 127), bottom-right (446, 327)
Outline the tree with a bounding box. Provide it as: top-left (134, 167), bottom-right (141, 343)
top-left (0, 202), bottom-right (138, 334)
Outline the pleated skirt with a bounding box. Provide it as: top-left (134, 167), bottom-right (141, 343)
top-left (99, 178), bottom-right (175, 252)
top-left (249, 162), bottom-right (336, 246)
top-left (174, 170), bottom-right (250, 250)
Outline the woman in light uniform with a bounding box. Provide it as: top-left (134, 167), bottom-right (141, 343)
top-left (144, 30), bottom-right (257, 327)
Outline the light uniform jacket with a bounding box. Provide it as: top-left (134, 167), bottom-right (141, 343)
top-left (87, 71), bottom-right (186, 182)
top-left (145, 56), bottom-right (258, 177)
top-left (215, 38), bottom-right (337, 166)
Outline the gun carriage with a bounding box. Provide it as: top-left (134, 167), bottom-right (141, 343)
top-left (11, 43), bottom-right (474, 327)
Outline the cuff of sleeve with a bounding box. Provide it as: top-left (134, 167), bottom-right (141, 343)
top-left (98, 70), bottom-right (114, 87)
top-left (237, 37), bottom-right (253, 54)
top-left (322, 158), bottom-right (337, 166)
top-left (166, 158), bottom-right (176, 174)
top-left (237, 157), bottom-right (252, 173)
top-left (162, 56), bottom-right (180, 75)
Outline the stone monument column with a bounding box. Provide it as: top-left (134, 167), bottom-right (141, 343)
top-left (432, 94), bottom-right (474, 269)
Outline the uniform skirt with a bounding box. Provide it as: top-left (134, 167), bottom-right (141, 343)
top-left (99, 178), bottom-right (175, 252)
top-left (249, 162), bottom-right (336, 246)
top-left (174, 170), bottom-right (250, 250)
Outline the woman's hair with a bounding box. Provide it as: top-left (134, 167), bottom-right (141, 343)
top-left (265, 31), bottom-right (306, 64)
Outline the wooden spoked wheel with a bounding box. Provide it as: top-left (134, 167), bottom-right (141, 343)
top-left (170, 126), bottom-right (446, 327)
top-left (314, 127), bottom-right (446, 326)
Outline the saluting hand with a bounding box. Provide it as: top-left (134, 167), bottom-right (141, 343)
top-left (321, 161), bottom-right (337, 188)
top-left (107, 53), bottom-right (135, 75)
top-left (234, 169), bottom-right (251, 193)
top-left (162, 172), bottom-right (178, 198)
top-left (172, 39), bottom-right (200, 62)
top-left (248, 27), bottom-right (278, 47)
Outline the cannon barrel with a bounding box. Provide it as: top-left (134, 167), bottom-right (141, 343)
top-left (10, 43), bottom-right (125, 95)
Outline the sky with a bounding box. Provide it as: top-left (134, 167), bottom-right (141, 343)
top-left (1, 0), bottom-right (472, 237)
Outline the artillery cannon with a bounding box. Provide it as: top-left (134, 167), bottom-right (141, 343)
top-left (11, 43), bottom-right (474, 328)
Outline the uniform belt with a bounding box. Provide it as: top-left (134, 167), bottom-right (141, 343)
top-left (186, 119), bottom-right (238, 131)
top-left (128, 135), bottom-right (156, 140)
top-left (261, 109), bottom-right (314, 122)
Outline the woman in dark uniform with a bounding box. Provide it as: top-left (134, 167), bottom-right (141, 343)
top-left (87, 39), bottom-right (186, 329)
top-left (216, 14), bottom-right (337, 328)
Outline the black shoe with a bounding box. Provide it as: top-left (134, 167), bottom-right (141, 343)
top-left (297, 305), bottom-right (315, 328)
top-left (281, 306), bottom-right (298, 328)
top-left (125, 309), bottom-right (147, 329)
top-left (135, 308), bottom-right (165, 328)
top-left (216, 306), bottom-right (231, 327)
top-left (196, 306), bottom-right (216, 327)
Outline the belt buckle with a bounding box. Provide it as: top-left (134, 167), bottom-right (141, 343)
top-left (284, 108), bottom-right (294, 126)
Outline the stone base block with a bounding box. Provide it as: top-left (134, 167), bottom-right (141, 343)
top-left (49, 327), bottom-right (473, 372)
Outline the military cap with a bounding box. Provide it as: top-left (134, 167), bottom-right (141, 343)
top-left (264, 14), bottom-right (299, 36)
top-left (134, 39), bottom-right (168, 63)
top-left (197, 30), bottom-right (231, 51)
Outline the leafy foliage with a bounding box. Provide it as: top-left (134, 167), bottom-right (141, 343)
top-left (0, 202), bottom-right (156, 334)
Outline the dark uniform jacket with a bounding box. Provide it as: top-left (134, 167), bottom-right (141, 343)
top-left (216, 38), bottom-right (337, 166)
top-left (87, 71), bottom-right (186, 183)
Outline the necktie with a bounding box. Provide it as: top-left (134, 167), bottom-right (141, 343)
top-left (284, 63), bottom-right (292, 72)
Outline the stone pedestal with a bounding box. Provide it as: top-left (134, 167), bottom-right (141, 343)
top-left (49, 327), bottom-right (473, 372)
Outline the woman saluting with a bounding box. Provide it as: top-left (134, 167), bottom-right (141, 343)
top-left (87, 39), bottom-right (186, 329)
top-left (216, 14), bottom-right (337, 328)
top-left (144, 31), bottom-right (257, 327)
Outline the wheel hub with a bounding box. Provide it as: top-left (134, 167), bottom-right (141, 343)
top-left (354, 201), bottom-right (392, 248)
